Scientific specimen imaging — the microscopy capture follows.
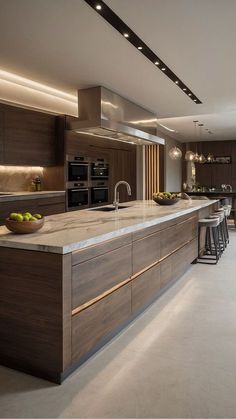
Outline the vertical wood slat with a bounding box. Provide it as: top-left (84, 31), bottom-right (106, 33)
top-left (145, 145), bottom-right (160, 199)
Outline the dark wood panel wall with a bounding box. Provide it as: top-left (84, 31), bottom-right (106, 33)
top-left (182, 140), bottom-right (236, 189)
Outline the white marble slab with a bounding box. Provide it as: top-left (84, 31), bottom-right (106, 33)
top-left (0, 199), bottom-right (217, 254)
top-left (0, 191), bottom-right (65, 202)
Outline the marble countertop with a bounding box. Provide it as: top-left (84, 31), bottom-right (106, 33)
top-left (0, 199), bottom-right (217, 254)
top-left (187, 191), bottom-right (236, 195)
top-left (0, 191), bottom-right (65, 202)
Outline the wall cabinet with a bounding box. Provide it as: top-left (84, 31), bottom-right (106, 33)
top-left (0, 104), bottom-right (57, 166)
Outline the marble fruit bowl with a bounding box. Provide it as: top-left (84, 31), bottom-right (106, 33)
top-left (153, 197), bottom-right (180, 206)
top-left (5, 217), bottom-right (45, 234)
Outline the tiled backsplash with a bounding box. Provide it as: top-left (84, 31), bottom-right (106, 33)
top-left (0, 166), bottom-right (44, 192)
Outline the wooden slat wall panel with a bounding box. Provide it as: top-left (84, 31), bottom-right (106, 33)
top-left (145, 145), bottom-right (160, 199)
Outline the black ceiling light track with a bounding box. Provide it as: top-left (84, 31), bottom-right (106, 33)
top-left (83, 0), bottom-right (202, 104)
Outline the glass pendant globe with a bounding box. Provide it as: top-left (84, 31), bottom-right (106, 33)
top-left (185, 150), bottom-right (195, 161)
top-left (168, 146), bottom-right (182, 160)
top-left (207, 153), bottom-right (214, 162)
top-left (198, 153), bottom-right (206, 163)
top-left (193, 152), bottom-right (199, 163)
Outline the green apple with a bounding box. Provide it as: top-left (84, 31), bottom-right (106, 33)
top-left (33, 214), bottom-right (42, 220)
top-left (29, 216), bottom-right (37, 222)
top-left (23, 215), bottom-right (30, 221)
top-left (15, 214), bottom-right (23, 222)
top-left (23, 212), bottom-right (32, 218)
top-left (9, 212), bottom-right (18, 221)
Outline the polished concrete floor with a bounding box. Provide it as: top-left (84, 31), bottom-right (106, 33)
top-left (1, 228), bottom-right (236, 418)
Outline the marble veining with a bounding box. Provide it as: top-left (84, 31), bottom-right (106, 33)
top-left (0, 199), bottom-right (217, 254)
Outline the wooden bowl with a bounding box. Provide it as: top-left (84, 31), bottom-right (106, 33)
top-left (5, 217), bottom-right (45, 234)
top-left (153, 197), bottom-right (180, 206)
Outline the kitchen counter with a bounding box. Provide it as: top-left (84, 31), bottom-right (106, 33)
top-left (0, 199), bottom-right (217, 254)
top-left (0, 198), bottom-right (217, 383)
top-left (187, 190), bottom-right (236, 195)
top-left (0, 190), bottom-right (65, 202)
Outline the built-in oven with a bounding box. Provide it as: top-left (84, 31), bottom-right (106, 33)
top-left (91, 159), bottom-right (109, 179)
top-left (67, 155), bottom-right (89, 182)
top-left (91, 184), bottom-right (109, 204)
top-left (68, 188), bottom-right (89, 209)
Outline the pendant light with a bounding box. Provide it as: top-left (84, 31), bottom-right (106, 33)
top-left (169, 146), bottom-right (182, 160)
top-left (185, 149), bottom-right (195, 161)
top-left (193, 120), bottom-right (199, 162)
top-left (198, 123), bottom-right (206, 163)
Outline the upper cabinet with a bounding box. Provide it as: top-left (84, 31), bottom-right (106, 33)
top-left (1, 104), bottom-right (57, 166)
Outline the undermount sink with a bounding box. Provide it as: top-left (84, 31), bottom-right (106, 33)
top-left (91, 206), bottom-right (129, 212)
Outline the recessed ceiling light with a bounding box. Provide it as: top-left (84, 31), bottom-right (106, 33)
top-left (124, 33), bottom-right (129, 38)
top-left (95, 4), bottom-right (102, 10)
top-left (194, 99), bottom-right (197, 102)
top-left (155, 61), bottom-right (159, 65)
top-left (161, 67), bottom-right (166, 71)
top-left (183, 88), bottom-right (187, 91)
top-left (188, 93), bottom-right (192, 96)
top-left (138, 46), bottom-right (143, 50)
top-left (175, 81), bottom-right (179, 84)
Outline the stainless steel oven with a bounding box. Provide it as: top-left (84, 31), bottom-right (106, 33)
top-left (91, 159), bottom-right (109, 179)
top-left (68, 188), bottom-right (89, 209)
top-left (91, 186), bottom-right (109, 204)
top-left (67, 155), bottom-right (89, 182)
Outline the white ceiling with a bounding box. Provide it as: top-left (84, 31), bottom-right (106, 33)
top-left (0, 0), bottom-right (236, 141)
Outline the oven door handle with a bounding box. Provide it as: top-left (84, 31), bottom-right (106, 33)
top-left (70, 163), bottom-right (88, 166)
top-left (92, 187), bottom-right (109, 190)
top-left (70, 188), bottom-right (89, 192)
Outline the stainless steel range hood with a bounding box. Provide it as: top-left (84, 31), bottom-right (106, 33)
top-left (69, 87), bottom-right (165, 146)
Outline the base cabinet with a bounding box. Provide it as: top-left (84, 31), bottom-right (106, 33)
top-left (132, 265), bottom-right (161, 313)
top-left (72, 284), bottom-right (131, 363)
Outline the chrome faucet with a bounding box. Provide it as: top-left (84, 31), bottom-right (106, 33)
top-left (113, 181), bottom-right (131, 211)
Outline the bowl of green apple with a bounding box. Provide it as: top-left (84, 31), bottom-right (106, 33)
top-left (5, 212), bottom-right (44, 234)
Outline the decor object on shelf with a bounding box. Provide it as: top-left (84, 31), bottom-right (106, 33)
top-left (168, 146), bottom-right (182, 160)
top-left (153, 192), bottom-right (180, 205)
top-left (207, 153), bottom-right (214, 162)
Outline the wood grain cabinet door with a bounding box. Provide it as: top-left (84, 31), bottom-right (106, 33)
top-left (3, 105), bottom-right (56, 166)
top-left (72, 243), bottom-right (132, 309)
top-left (160, 217), bottom-right (197, 258)
top-left (72, 283), bottom-right (132, 363)
top-left (132, 264), bottom-right (161, 313)
top-left (132, 231), bottom-right (161, 274)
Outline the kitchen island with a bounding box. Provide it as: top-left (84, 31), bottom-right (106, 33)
top-left (0, 199), bottom-right (217, 383)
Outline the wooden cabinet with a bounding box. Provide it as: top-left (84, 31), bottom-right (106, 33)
top-left (72, 283), bottom-right (131, 363)
top-left (0, 195), bottom-right (65, 225)
top-left (72, 242), bottom-right (132, 309)
top-left (1, 104), bottom-right (57, 166)
top-left (132, 264), bottom-right (160, 313)
top-left (132, 230), bottom-right (161, 274)
top-left (160, 216), bottom-right (197, 258)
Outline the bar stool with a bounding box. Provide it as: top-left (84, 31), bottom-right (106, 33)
top-left (198, 217), bottom-right (221, 264)
top-left (222, 205), bottom-right (231, 244)
top-left (208, 211), bottom-right (225, 253)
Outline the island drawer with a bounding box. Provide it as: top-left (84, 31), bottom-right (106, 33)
top-left (160, 255), bottom-right (174, 289)
top-left (171, 238), bottom-right (197, 279)
top-left (132, 230), bottom-right (161, 274)
top-left (131, 264), bottom-right (161, 313)
top-left (160, 216), bottom-right (197, 258)
top-left (72, 243), bottom-right (132, 309)
top-left (72, 283), bottom-right (131, 363)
